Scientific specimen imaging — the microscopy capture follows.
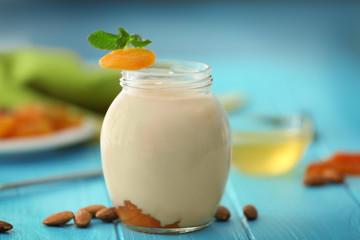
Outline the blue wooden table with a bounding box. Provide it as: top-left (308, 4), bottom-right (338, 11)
top-left (1, 1), bottom-right (360, 239)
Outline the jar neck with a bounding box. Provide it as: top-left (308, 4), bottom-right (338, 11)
top-left (120, 60), bottom-right (213, 93)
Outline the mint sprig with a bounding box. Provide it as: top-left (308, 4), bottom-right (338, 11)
top-left (88, 27), bottom-right (152, 50)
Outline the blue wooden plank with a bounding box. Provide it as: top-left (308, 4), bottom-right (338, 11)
top-left (316, 138), bottom-right (360, 217)
top-left (0, 145), bottom-right (249, 240)
top-left (346, 177), bottom-right (360, 207)
top-left (0, 177), bottom-right (117, 240)
top-left (229, 142), bottom-right (360, 240)
top-left (279, 55), bottom-right (360, 217)
top-left (212, 55), bottom-right (360, 240)
top-left (0, 146), bottom-right (116, 240)
top-left (210, 50), bottom-right (360, 237)
top-left (0, 145), bottom-right (101, 183)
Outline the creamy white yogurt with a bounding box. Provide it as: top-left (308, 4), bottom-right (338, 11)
top-left (101, 81), bottom-right (231, 228)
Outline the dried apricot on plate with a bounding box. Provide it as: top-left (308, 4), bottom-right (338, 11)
top-left (0, 103), bottom-right (83, 139)
top-left (0, 114), bottom-right (16, 138)
top-left (99, 48), bottom-right (156, 70)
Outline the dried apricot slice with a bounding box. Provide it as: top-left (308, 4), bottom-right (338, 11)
top-left (332, 152), bottom-right (360, 165)
top-left (0, 103), bottom-right (83, 139)
top-left (304, 152), bottom-right (360, 187)
top-left (0, 115), bottom-right (16, 138)
top-left (99, 48), bottom-right (155, 70)
top-left (115, 200), bottom-right (179, 228)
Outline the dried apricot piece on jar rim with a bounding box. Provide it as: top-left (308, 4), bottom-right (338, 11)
top-left (88, 27), bottom-right (155, 71)
top-left (99, 48), bottom-right (156, 70)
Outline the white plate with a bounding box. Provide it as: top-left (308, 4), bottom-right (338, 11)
top-left (0, 118), bottom-right (96, 156)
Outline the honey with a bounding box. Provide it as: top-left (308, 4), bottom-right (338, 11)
top-left (230, 115), bottom-right (312, 175)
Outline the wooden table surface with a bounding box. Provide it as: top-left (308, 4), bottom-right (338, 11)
top-left (1, 1), bottom-right (360, 239)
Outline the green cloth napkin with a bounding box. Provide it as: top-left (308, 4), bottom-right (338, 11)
top-left (0, 47), bottom-right (122, 114)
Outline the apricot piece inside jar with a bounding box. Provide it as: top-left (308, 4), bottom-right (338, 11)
top-left (115, 200), bottom-right (179, 228)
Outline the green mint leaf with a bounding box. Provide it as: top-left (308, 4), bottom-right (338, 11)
top-left (88, 27), bottom-right (152, 50)
top-left (88, 30), bottom-right (127, 50)
top-left (117, 27), bottom-right (130, 39)
top-left (117, 27), bottom-right (131, 48)
top-left (130, 34), bottom-right (152, 48)
top-left (116, 27), bottom-right (130, 49)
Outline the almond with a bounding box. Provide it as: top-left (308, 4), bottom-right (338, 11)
top-left (0, 220), bottom-right (13, 233)
top-left (42, 211), bottom-right (74, 226)
top-left (74, 210), bottom-right (92, 228)
top-left (79, 204), bottom-right (106, 218)
top-left (243, 204), bottom-right (258, 220)
top-left (215, 206), bottom-right (231, 221)
top-left (95, 207), bottom-right (118, 222)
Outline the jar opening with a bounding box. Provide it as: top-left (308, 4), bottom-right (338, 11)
top-left (120, 60), bottom-right (212, 92)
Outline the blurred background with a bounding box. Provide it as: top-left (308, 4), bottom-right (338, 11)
top-left (1, 0), bottom-right (360, 166)
top-left (2, 2), bottom-right (360, 238)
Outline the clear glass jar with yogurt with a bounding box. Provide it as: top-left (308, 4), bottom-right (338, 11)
top-left (101, 60), bottom-right (231, 234)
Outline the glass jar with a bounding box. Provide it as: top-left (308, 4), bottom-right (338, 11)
top-left (231, 114), bottom-right (313, 175)
top-left (101, 60), bottom-right (231, 234)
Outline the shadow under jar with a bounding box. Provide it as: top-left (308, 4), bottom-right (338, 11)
top-left (101, 60), bottom-right (231, 234)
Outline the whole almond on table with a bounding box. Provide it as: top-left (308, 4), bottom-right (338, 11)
top-left (79, 204), bottom-right (106, 218)
top-left (215, 206), bottom-right (231, 221)
top-left (243, 204), bottom-right (258, 220)
top-left (42, 211), bottom-right (74, 226)
top-left (0, 220), bottom-right (13, 233)
top-left (95, 207), bottom-right (118, 222)
top-left (74, 210), bottom-right (92, 228)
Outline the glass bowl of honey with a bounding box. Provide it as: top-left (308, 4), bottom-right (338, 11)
top-left (230, 114), bottom-right (313, 176)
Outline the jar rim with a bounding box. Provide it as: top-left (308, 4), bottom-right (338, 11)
top-left (121, 60), bottom-right (212, 77)
top-left (120, 60), bottom-right (213, 92)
